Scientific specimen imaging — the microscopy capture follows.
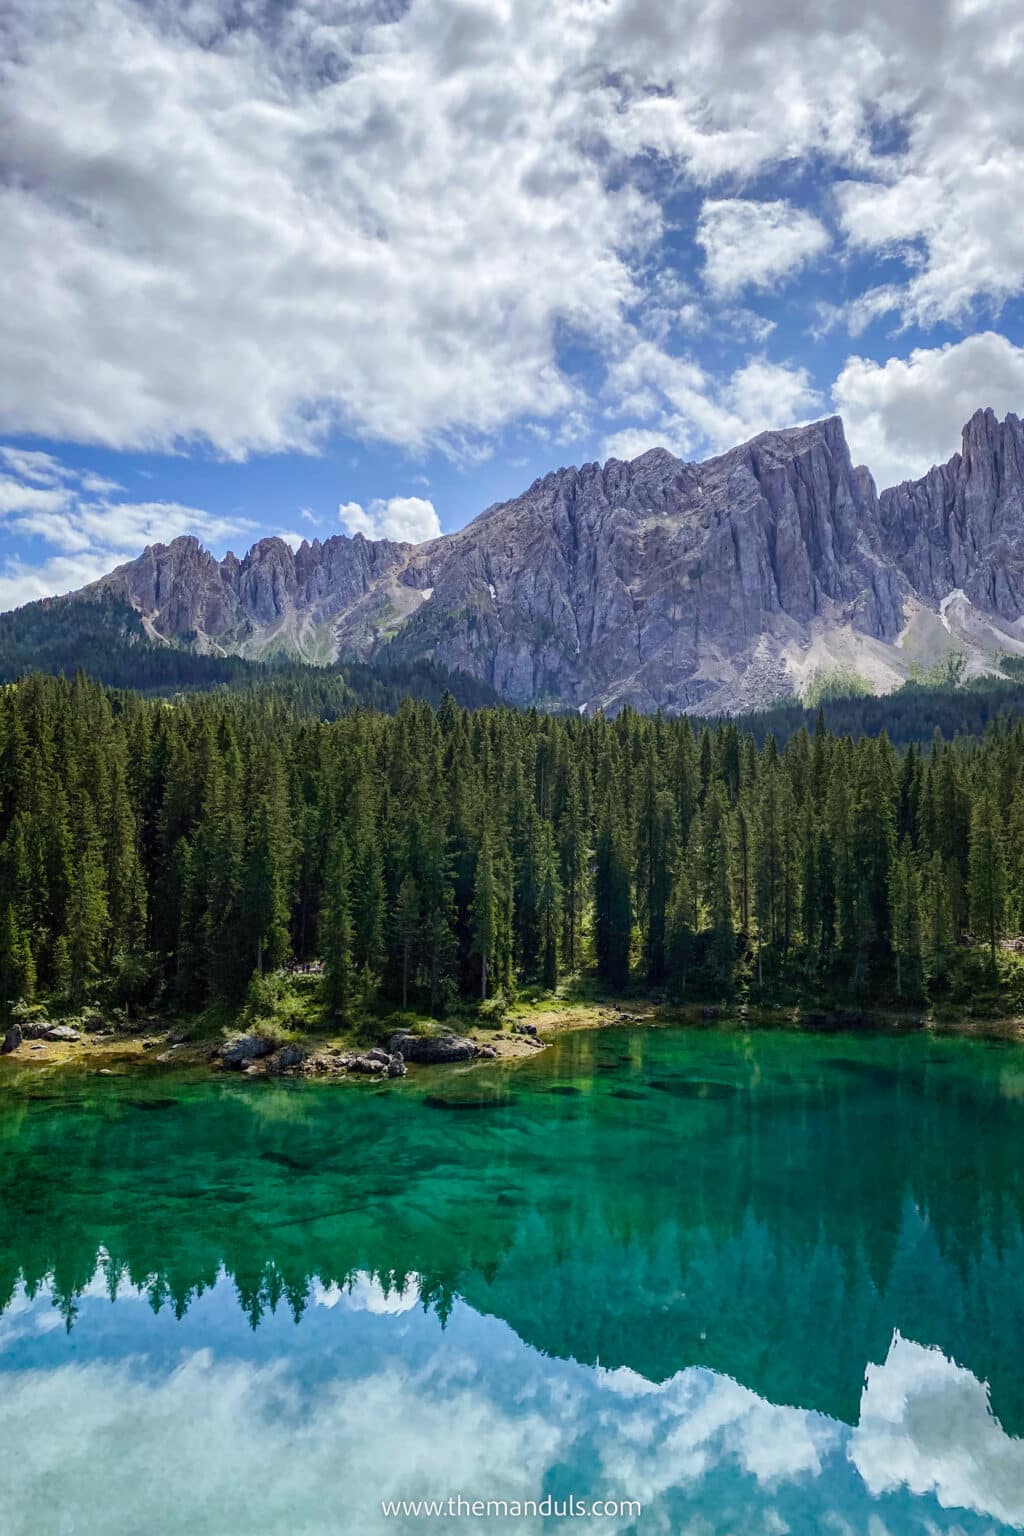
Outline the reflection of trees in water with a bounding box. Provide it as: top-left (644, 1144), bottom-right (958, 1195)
top-left (4, 1036), bottom-right (1024, 1429)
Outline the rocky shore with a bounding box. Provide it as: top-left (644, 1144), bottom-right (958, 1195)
top-left (4, 996), bottom-right (1022, 1080)
top-left (0, 1009), bottom-right (552, 1079)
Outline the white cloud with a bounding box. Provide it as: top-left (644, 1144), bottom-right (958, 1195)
top-left (275, 530), bottom-right (307, 553)
top-left (0, 0), bottom-right (651, 459)
top-left (599, 0), bottom-right (1024, 328)
top-left (0, 0), bottom-right (1019, 486)
top-left (602, 344), bottom-right (822, 463)
top-left (0, 477), bottom-right (71, 515)
top-left (0, 552), bottom-right (134, 611)
top-left (833, 332), bottom-right (1024, 487)
top-left (0, 1349), bottom-right (562, 1536)
top-left (79, 471), bottom-right (125, 495)
top-left (814, 286), bottom-right (904, 340)
top-left (339, 495), bottom-right (441, 544)
top-left (0, 447), bottom-right (71, 485)
top-left (696, 199), bottom-right (830, 297)
top-left (0, 0), bottom-right (1020, 468)
top-left (0, 443), bottom-right (255, 610)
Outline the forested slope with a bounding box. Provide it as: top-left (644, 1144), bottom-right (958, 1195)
top-left (0, 593), bottom-right (498, 711)
top-left (1, 674), bottom-right (1020, 1023)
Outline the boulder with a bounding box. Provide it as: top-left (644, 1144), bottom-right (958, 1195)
top-left (18, 1021), bottom-right (53, 1039)
top-left (387, 1054), bottom-right (408, 1078)
top-left (218, 1034), bottom-right (277, 1068)
top-left (513, 1022), bottom-right (538, 1036)
top-left (348, 1054), bottom-right (387, 1074)
top-left (1, 1024), bottom-right (23, 1055)
top-left (266, 1044), bottom-right (307, 1075)
top-left (388, 1031), bottom-right (478, 1063)
top-left (476, 1044), bottom-right (497, 1059)
top-left (365, 1048), bottom-right (392, 1065)
top-left (17, 1021), bottom-right (82, 1043)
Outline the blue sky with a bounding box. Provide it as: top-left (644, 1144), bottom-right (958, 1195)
top-left (1, 0), bottom-right (1023, 609)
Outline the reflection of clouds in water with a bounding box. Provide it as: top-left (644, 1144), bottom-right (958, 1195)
top-left (2, 1278), bottom-right (1023, 1534)
top-left (0, 1350), bottom-right (562, 1536)
top-left (852, 1332), bottom-right (1024, 1526)
top-left (313, 1275), bottom-right (421, 1315)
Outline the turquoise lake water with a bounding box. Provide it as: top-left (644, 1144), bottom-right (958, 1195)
top-left (3, 1025), bottom-right (1024, 1534)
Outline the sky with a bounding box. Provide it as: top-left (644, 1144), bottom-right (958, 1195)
top-left (1, 0), bottom-right (1023, 610)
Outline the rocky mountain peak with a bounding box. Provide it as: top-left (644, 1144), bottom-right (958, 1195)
top-left (67, 404), bottom-right (1024, 712)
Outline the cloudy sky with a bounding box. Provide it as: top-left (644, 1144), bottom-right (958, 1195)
top-left (1, 0), bottom-right (1023, 608)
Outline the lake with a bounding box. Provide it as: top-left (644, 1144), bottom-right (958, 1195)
top-left (3, 1025), bottom-right (1024, 1534)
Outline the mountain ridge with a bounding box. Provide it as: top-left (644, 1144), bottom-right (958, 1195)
top-left (33, 405), bottom-right (1024, 712)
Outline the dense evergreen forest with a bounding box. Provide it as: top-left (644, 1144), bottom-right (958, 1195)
top-left (2, 671), bottom-right (1022, 1024)
top-left (737, 672), bottom-right (1024, 748)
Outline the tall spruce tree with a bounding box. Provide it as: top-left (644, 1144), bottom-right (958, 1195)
top-left (969, 791), bottom-right (1006, 969)
top-left (322, 832), bottom-right (354, 1019)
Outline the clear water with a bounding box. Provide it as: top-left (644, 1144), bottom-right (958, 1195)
top-left (3, 1026), bottom-right (1024, 1534)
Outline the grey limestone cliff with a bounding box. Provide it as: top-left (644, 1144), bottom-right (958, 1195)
top-left (74, 407), bottom-right (1024, 712)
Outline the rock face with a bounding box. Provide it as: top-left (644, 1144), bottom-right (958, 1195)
top-left (388, 1031), bottom-right (478, 1063)
top-left (880, 409), bottom-right (1024, 614)
top-left (72, 409), bottom-right (1024, 713)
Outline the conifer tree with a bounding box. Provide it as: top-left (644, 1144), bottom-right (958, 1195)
top-left (969, 791), bottom-right (1006, 969)
top-left (471, 834), bottom-right (498, 1000)
top-left (65, 839), bottom-right (109, 1006)
top-left (537, 821), bottom-right (562, 991)
top-left (923, 851), bottom-right (955, 986)
top-left (556, 751), bottom-right (587, 975)
top-left (701, 784), bottom-right (735, 991)
top-left (594, 772), bottom-right (632, 991)
top-left (393, 874), bottom-right (420, 1010)
top-left (666, 857), bottom-right (694, 995)
top-left (890, 841), bottom-right (923, 998)
top-left (322, 833), bottom-right (354, 1019)
top-left (636, 752), bottom-right (674, 982)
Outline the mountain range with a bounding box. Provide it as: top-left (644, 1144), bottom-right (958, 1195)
top-left (38, 405), bottom-right (1024, 713)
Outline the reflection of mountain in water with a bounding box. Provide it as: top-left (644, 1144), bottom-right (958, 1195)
top-left (4, 1268), bottom-right (1024, 1534)
top-left (3, 1028), bottom-right (1024, 1433)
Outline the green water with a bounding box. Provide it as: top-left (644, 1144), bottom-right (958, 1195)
top-left (3, 1026), bottom-right (1024, 1533)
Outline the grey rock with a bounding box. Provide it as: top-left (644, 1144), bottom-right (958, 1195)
top-left (365, 1047), bottom-right (392, 1065)
top-left (2, 1025), bottom-right (23, 1054)
top-left (881, 409), bottom-right (1024, 613)
top-left (59, 409), bottom-right (1024, 713)
top-left (513, 1022), bottom-right (538, 1036)
top-left (348, 1054), bottom-right (387, 1074)
top-left (43, 1024), bottom-right (81, 1043)
top-left (387, 1031), bottom-right (478, 1063)
top-left (219, 1033), bottom-right (277, 1068)
top-left (387, 1054), bottom-right (408, 1078)
top-left (266, 1044), bottom-right (307, 1075)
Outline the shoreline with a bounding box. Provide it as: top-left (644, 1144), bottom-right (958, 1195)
top-left (5, 995), bottom-right (1024, 1081)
